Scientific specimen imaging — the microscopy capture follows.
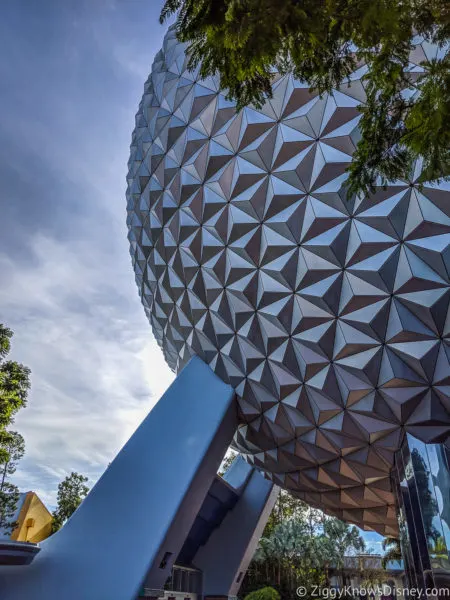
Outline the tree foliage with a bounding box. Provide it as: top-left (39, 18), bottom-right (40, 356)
top-left (242, 491), bottom-right (367, 599)
top-left (242, 488), bottom-right (401, 598)
top-left (323, 518), bottom-right (366, 569)
top-left (0, 324), bottom-right (30, 429)
top-left (0, 431), bottom-right (25, 535)
top-left (52, 472), bottom-right (90, 533)
top-left (244, 587), bottom-right (281, 600)
top-left (253, 518), bottom-right (329, 595)
top-left (381, 536), bottom-right (402, 569)
top-left (0, 482), bottom-right (20, 537)
top-left (0, 325), bottom-right (29, 536)
top-left (160, 0), bottom-right (450, 196)
top-left (264, 490), bottom-right (310, 537)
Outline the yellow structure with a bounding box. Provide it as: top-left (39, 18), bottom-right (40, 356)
top-left (10, 492), bottom-right (52, 543)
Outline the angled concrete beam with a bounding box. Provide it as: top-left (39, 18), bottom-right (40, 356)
top-left (0, 357), bottom-right (237, 600)
top-left (194, 456), bottom-right (279, 598)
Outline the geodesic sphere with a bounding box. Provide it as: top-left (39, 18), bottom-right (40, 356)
top-left (127, 27), bottom-right (450, 536)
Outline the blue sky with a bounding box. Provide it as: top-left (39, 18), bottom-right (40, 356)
top-left (0, 0), bottom-right (383, 553)
top-left (0, 0), bottom-right (174, 501)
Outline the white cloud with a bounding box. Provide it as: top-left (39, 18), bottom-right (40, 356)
top-left (0, 232), bottom-right (174, 507)
top-left (0, 2), bottom-right (174, 508)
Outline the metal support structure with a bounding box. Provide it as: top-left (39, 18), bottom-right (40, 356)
top-left (0, 357), bottom-right (237, 600)
top-left (194, 456), bottom-right (279, 599)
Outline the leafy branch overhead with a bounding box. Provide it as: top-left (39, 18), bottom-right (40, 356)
top-left (161, 0), bottom-right (449, 197)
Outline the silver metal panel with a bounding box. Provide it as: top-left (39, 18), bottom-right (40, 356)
top-left (127, 27), bottom-right (450, 536)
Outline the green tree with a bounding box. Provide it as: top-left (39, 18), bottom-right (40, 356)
top-left (244, 586), bottom-right (281, 600)
top-left (324, 517), bottom-right (366, 567)
top-left (244, 507), bottom-right (364, 598)
top-left (251, 518), bottom-right (329, 597)
top-left (323, 517), bottom-right (366, 588)
top-left (0, 324), bottom-right (31, 429)
top-left (0, 430), bottom-right (25, 535)
top-left (381, 536), bottom-right (402, 569)
top-left (160, 0), bottom-right (449, 197)
top-left (264, 490), bottom-right (309, 536)
top-left (244, 587), bottom-right (280, 600)
top-left (52, 472), bottom-right (90, 533)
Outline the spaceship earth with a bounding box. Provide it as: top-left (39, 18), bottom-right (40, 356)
top-left (127, 27), bottom-right (450, 535)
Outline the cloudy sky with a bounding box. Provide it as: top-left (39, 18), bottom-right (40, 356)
top-left (0, 0), bottom-right (174, 505)
top-left (0, 0), bottom-right (383, 552)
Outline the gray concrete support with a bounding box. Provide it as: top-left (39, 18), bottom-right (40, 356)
top-left (0, 356), bottom-right (237, 600)
top-left (194, 456), bottom-right (279, 599)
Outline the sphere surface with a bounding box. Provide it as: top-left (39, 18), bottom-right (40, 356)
top-left (127, 28), bottom-right (450, 535)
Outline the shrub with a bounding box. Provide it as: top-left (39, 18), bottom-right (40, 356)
top-left (244, 587), bottom-right (281, 600)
